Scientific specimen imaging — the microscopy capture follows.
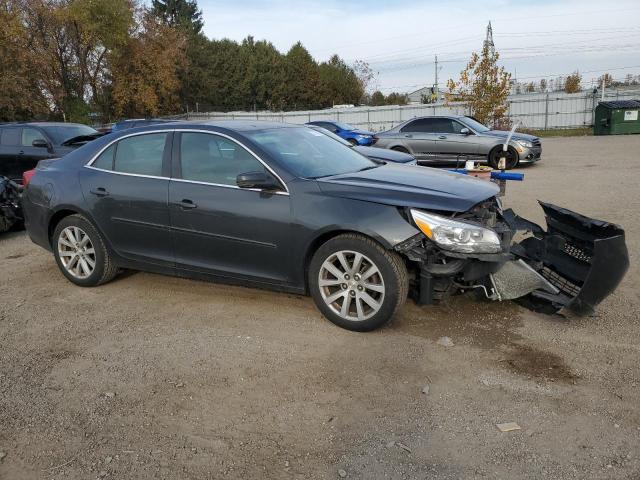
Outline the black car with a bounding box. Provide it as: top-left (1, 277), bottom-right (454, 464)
top-left (0, 122), bottom-right (101, 181)
top-left (22, 121), bottom-right (628, 331)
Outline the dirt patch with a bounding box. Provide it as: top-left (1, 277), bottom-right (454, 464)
top-left (501, 343), bottom-right (576, 381)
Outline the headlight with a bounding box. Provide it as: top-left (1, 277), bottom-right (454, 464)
top-left (515, 140), bottom-right (533, 149)
top-left (410, 209), bottom-right (502, 254)
top-left (357, 134), bottom-right (371, 139)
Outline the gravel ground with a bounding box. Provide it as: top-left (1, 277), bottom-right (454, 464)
top-left (1, 135), bottom-right (639, 479)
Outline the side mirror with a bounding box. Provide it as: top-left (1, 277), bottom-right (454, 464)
top-left (237, 171), bottom-right (281, 191)
top-left (460, 128), bottom-right (471, 135)
top-left (32, 139), bottom-right (50, 148)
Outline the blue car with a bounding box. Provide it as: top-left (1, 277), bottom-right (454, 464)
top-left (306, 121), bottom-right (375, 146)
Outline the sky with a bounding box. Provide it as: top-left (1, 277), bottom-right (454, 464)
top-left (198, 0), bottom-right (640, 94)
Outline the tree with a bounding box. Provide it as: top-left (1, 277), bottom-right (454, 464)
top-left (151, 0), bottom-right (202, 34)
top-left (385, 92), bottom-right (409, 105)
top-left (110, 13), bottom-right (185, 117)
top-left (597, 73), bottom-right (613, 88)
top-left (352, 59), bottom-right (374, 102)
top-left (539, 78), bottom-right (547, 92)
top-left (369, 90), bottom-right (385, 106)
top-left (0, 0), bottom-right (47, 120)
top-left (525, 82), bottom-right (535, 93)
top-left (564, 71), bottom-right (581, 93)
top-left (283, 42), bottom-right (322, 110)
top-left (445, 41), bottom-right (511, 125)
top-left (318, 55), bottom-right (363, 107)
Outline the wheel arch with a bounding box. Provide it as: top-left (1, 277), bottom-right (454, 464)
top-left (47, 206), bottom-right (110, 251)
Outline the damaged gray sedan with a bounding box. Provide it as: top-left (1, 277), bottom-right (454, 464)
top-left (21, 121), bottom-right (628, 331)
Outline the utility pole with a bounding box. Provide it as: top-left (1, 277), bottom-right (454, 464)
top-left (434, 54), bottom-right (438, 103)
top-left (601, 75), bottom-right (606, 101)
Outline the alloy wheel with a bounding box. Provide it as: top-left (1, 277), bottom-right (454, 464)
top-left (57, 226), bottom-right (96, 279)
top-left (318, 250), bottom-right (385, 321)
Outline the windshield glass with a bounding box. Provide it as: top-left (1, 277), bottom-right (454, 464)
top-left (460, 117), bottom-right (490, 133)
top-left (41, 125), bottom-right (98, 145)
top-left (246, 127), bottom-right (377, 178)
top-left (334, 122), bottom-right (355, 131)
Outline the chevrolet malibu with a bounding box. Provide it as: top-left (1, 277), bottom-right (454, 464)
top-left (22, 121), bottom-right (627, 331)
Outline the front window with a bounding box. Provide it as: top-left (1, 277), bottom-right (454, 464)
top-left (246, 127), bottom-right (377, 179)
top-left (460, 117), bottom-right (490, 133)
top-left (41, 125), bottom-right (98, 145)
top-left (179, 132), bottom-right (265, 186)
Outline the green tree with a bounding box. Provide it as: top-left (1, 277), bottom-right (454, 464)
top-left (151, 0), bottom-right (202, 34)
top-left (446, 42), bottom-right (511, 125)
top-left (369, 90), bottom-right (385, 106)
top-left (318, 54), bottom-right (363, 107)
top-left (283, 42), bottom-right (322, 110)
top-left (385, 92), bottom-right (409, 106)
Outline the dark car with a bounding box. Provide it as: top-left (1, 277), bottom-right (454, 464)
top-left (22, 121), bottom-right (628, 331)
top-left (373, 116), bottom-right (542, 169)
top-left (306, 120), bottom-right (375, 146)
top-left (307, 125), bottom-right (416, 164)
top-left (112, 118), bottom-right (178, 132)
top-left (0, 122), bottom-right (101, 181)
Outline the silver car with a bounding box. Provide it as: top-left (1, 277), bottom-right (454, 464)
top-left (373, 115), bottom-right (542, 169)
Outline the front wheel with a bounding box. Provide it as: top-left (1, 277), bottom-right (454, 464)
top-left (347, 138), bottom-right (359, 146)
top-left (308, 234), bottom-right (409, 331)
top-left (488, 146), bottom-right (519, 170)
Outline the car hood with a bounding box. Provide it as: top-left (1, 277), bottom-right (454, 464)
top-left (354, 145), bottom-right (414, 163)
top-left (483, 130), bottom-right (538, 142)
top-left (316, 163), bottom-right (499, 212)
top-left (349, 128), bottom-right (375, 136)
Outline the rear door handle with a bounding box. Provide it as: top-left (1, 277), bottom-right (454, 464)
top-left (438, 135), bottom-right (447, 139)
top-left (18, 150), bottom-right (25, 155)
top-left (404, 134), bottom-right (413, 138)
top-left (90, 187), bottom-right (109, 197)
top-left (175, 199), bottom-right (197, 209)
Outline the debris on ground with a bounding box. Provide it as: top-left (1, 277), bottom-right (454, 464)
top-left (497, 422), bottom-right (521, 432)
top-left (396, 442), bottom-right (412, 453)
top-left (104, 392), bottom-right (115, 398)
top-left (436, 336), bottom-right (454, 347)
top-left (0, 176), bottom-right (23, 233)
top-left (338, 468), bottom-right (347, 477)
top-left (0, 451), bottom-right (7, 462)
top-left (421, 385), bottom-right (430, 395)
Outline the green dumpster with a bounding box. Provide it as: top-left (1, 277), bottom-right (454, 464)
top-left (594, 100), bottom-right (640, 135)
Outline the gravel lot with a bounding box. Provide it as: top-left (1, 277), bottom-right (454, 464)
top-left (1, 135), bottom-right (639, 479)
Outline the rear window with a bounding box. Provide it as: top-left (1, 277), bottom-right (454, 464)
top-left (92, 144), bottom-right (115, 170)
top-left (113, 133), bottom-right (167, 176)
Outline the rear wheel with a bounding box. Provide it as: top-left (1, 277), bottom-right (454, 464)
top-left (488, 146), bottom-right (519, 170)
top-left (53, 214), bottom-right (118, 287)
top-left (309, 234), bottom-right (408, 331)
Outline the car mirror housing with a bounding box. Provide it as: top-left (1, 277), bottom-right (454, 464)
top-left (460, 128), bottom-right (472, 135)
top-left (32, 139), bottom-right (50, 148)
top-left (236, 171), bottom-right (281, 191)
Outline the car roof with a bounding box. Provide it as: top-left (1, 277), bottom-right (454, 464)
top-left (0, 122), bottom-right (89, 128)
top-left (180, 120), bottom-right (298, 131)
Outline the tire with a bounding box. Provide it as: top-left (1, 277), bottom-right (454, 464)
top-left (391, 146), bottom-right (410, 154)
top-left (52, 214), bottom-right (118, 287)
top-left (308, 233), bottom-right (409, 332)
top-left (488, 146), bottom-right (519, 170)
top-left (347, 138), bottom-right (359, 146)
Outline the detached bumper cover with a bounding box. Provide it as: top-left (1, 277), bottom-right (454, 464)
top-left (505, 202), bottom-right (629, 315)
top-left (0, 176), bottom-right (23, 233)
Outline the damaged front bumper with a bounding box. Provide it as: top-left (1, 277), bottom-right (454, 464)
top-left (398, 201), bottom-right (629, 317)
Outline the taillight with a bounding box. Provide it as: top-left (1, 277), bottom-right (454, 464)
top-left (22, 169), bottom-right (36, 186)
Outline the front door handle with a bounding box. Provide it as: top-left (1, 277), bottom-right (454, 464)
top-left (18, 150), bottom-right (25, 155)
top-left (404, 134), bottom-right (413, 138)
top-left (176, 199), bottom-right (197, 210)
top-left (90, 187), bottom-right (109, 197)
top-left (438, 135), bottom-right (447, 139)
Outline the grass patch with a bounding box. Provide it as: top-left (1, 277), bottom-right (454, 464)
top-left (522, 127), bottom-right (593, 138)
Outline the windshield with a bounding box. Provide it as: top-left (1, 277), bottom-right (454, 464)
top-left (246, 127), bottom-right (377, 179)
top-left (460, 117), bottom-right (490, 133)
top-left (41, 124), bottom-right (98, 145)
top-left (334, 122), bottom-right (356, 131)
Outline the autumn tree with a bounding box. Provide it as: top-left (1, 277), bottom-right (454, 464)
top-left (525, 82), bottom-right (535, 93)
top-left (0, 0), bottom-right (47, 120)
top-left (446, 42), bottom-right (511, 125)
top-left (111, 13), bottom-right (185, 117)
top-left (564, 71), bottom-right (582, 93)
